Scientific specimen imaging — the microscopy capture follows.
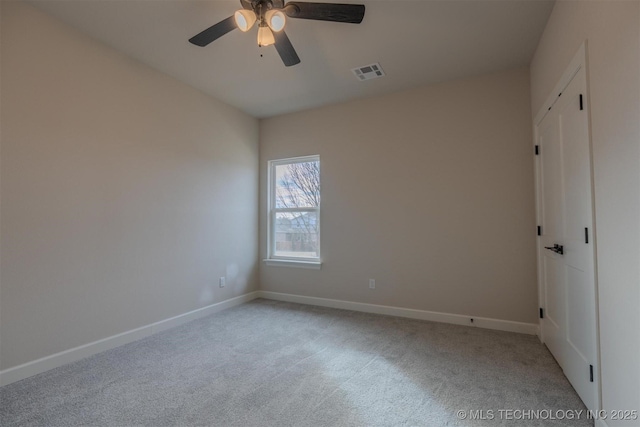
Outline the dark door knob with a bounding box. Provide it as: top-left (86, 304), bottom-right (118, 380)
top-left (544, 244), bottom-right (564, 255)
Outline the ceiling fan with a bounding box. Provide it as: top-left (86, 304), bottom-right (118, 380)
top-left (189, 0), bottom-right (365, 67)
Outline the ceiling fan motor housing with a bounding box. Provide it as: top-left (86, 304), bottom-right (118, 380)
top-left (243, 0), bottom-right (285, 14)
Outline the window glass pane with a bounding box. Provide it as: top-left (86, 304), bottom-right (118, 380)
top-left (274, 211), bottom-right (319, 258)
top-left (275, 161), bottom-right (320, 209)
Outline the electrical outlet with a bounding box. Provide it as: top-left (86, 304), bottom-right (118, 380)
top-left (369, 279), bottom-right (375, 289)
top-left (219, 277), bottom-right (226, 288)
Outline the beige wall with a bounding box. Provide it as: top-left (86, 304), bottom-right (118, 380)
top-left (260, 67), bottom-right (538, 324)
top-left (530, 0), bottom-right (640, 422)
top-left (0, 1), bottom-right (259, 370)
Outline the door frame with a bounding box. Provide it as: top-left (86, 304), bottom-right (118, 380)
top-left (532, 41), bottom-right (602, 410)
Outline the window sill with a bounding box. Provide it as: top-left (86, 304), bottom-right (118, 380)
top-left (263, 259), bottom-right (322, 269)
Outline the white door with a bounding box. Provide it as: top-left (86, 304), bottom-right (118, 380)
top-left (536, 66), bottom-right (599, 411)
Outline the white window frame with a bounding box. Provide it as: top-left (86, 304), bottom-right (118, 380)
top-left (265, 155), bottom-right (321, 269)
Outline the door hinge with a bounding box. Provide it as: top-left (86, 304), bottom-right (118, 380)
top-left (535, 145), bottom-right (539, 155)
top-left (579, 94), bottom-right (584, 110)
top-left (537, 226), bottom-right (542, 236)
top-left (589, 364), bottom-right (594, 382)
top-left (585, 227), bottom-right (589, 244)
top-left (539, 308), bottom-right (544, 319)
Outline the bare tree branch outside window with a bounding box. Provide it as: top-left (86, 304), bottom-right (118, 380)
top-left (276, 161), bottom-right (320, 209)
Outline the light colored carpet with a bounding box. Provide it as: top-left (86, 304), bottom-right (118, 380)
top-left (1, 299), bottom-right (592, 426)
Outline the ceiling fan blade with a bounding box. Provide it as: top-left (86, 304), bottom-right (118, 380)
top-left (284, 2), bottom-right (365, 23)
top-left (189, 16), bottom-right (237, 47)
top-left (273, 30), bottom-right (301, 67)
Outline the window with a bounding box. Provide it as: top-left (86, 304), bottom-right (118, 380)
top-left (267, 155), bottom-right (320, 267)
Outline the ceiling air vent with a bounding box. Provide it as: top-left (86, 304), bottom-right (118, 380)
top-left (352, 63), bottom-right (385, 81)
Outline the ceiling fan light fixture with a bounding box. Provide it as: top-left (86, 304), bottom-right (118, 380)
top-left (265, 10), bottom-right (286, 32)
top-left (189, 1), bottom-right (366, 67)
top-left (257, 25), bottom-right (275, 47)
top-left (234, 9), bottom-right (256, 32)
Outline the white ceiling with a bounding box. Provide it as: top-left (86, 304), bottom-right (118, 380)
top-left (27, 0), bottom-right (555, 118)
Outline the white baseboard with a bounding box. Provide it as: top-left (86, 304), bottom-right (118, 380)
top-left (258, 291), bottom-right (539, 336)
top-left (0, 291), bottom-right (259, 387)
